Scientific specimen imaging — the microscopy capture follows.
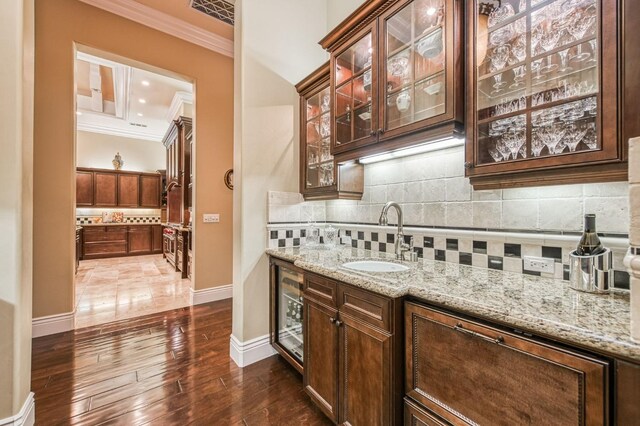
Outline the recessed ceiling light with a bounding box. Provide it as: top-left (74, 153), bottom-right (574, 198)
top-left (138, 98), bottom-right (146, 104)
top-left (137, 113), bottom-right (143, 117)
top-left (76, 111), bottom-right (82, 116)
top-left (141, 80), bottom-right (150, 86)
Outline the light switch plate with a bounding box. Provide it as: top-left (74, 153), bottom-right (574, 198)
top-left (203, 213), bottom-right (220, 223)
top-left (523, 256), bottom-right (555, 274)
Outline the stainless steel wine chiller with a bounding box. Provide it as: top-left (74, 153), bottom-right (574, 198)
top-left (569, 248), bottom-right (614, 293)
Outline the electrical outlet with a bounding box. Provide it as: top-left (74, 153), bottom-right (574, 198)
top-left (203, 214), bottom-right (220, 223)
top-left (523, 256), bottom-right (555, 274)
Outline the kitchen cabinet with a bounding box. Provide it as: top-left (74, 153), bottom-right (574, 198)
top-left (93, 172), bottom-right (118, 207)
top-left (465, 0), bottom-right (630, 189)
top-left (81, 225), bottom-right (162, 259)
top-left (162, 117), bottom-right (192, 226)
top-left (296, 63), bottom-right (364, 200)
top-left (83, 226), bottom-right (128, 259)
top-left (320, 0), bottom-right (464, 163)
top-left (75, 168), bottom-right (162, 208)
top-left (404, 301), bottom-right (608, 425)
top-left (75, 227), bottom-right (82, 274)
top-left (127, 225), bottom-right (152, 254)
top-left (117, 174), bottom-right (139, 207)
top-left (152, 224), bottom-right (163, 253)
top-left (269, 258), bottom-right (305, 374)
top-left (139, 174), bottom-right (161, 208)
top-left (76, 171), bottom-right (93, 206)
top-left (303, 273), bottom-right (403, 425)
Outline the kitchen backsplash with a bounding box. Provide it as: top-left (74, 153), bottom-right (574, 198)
top-left (76, 208), bottom-right (161, 225)
top-left (266, 144), bottom-right (632, 289)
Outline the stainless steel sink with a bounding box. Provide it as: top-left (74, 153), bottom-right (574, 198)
top-left (342, 260), bottom-right (410, 273)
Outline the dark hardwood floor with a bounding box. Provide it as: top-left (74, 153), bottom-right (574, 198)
top-left (31, 300), bottom-right (331, 425)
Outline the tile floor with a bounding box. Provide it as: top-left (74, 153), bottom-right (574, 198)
top-left (74, 254), bottom-right (191, 328)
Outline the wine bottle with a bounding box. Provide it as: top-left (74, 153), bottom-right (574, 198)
top-left (576, 214), bottom-right (604, 256)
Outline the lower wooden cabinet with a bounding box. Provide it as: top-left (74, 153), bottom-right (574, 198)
top-left (404, 398), bottom-right (448, 426)
top-left (82, 225), bottom-right (162, 259)
top-left (303, 273), bottom-right (402, 425)
top-left (128, 226), bottom-right (152, 254)
top-left (404, 301), bottom-right (609, 425)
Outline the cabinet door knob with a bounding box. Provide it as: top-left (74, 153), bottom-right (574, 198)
top-left (370, 131), bottom-right (376, 136)
top-left (335, 320), bottom-right (343, 327)
top-left (378, 128), bottom-right (384, 135)
top-left (329, 317), bottom-right (336, 324)
top-left (464, 162), bottom-right (473, 169)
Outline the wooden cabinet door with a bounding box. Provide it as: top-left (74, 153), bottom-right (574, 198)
top-left (139, 175), bottom-right (161, 207)
top-left (76, 170), bottom-right (94, 206)
top-left (405, 302), bottom-right (608, 425)
top-left (94, 172), bottom-right (117, 207)
top-left (128, 226), bottom-right (152, 254)
top-left (152, 225), bottom-right (163, 253)
top-left (303, 297), bottom-right (340, 423)
top-left (339, 313), bottom-right (393, 426)
top-left (404, 398), bottom-right (448, 426)
top-left (118, 174), bottom-right (139, 207)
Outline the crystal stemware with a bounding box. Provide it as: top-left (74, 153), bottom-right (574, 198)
top-left (510, 66), bottom-right (526, 89)
top-left (491, 73), bottom-right (507, 94)
top-left (488, 3), bottom-right (515, 28)
top-left (531, 59), bottom-right (545, 81)
top-left (568, 6), bottom-right (597, 62)
top-left (562, 122), bottom-right (589, 152)
top-left (490, 45), bottom-right (511, 71)
top-left (582, 122), bottom-right (598, 149)
top-left (531, 130), bottom-right (546, 157)
top-left (502, 130), bottom-right (526, 160)
top-left (558, 48), bottom-right (573, 72)
top-left (495, 139), bottom-right (512, 161)
top-left (489, 146), bottom-right (504, 162)
top-left (587, 39), bottom-right (598, 65)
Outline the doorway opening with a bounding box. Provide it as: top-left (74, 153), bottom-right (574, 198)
top-left (74, 48), bottom-right (195, 329)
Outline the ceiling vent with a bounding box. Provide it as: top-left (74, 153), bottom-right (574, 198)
top-left (190, 0), bottom-right (234, 26)
top-left (129, 122), bottom-right (148, 128)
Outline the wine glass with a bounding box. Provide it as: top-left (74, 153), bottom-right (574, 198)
top-left (510, 66), bottom-right (526, 89)
top-left (491, 73), bottom-right (507, 94)
top-left (489, 146), bottom-right (504, 162)
top-left (568, 6), bottom-right (597, 62)
top-left (558, 48), bottom-right (573, 72)
top-left (495, 139), bottom-right (512, 161)
top-left (531, 130), bottom-right (546, 157)
top-left (587, 39), bottom-right (598, 65)
top-left (502, 130), bottom-right (526, 160)
top-left (490, 45), bottom-right (511, 71)
top-left (510, 34), bottom-right (527, 64)
top-left (562, 122), bottom-right (589, 152)
top-left (582, 122), bottom-right (598, 149)
top-left (531, 59), bottom-right (545, 81)
top-left (488, 3), bottom-right (515, 28)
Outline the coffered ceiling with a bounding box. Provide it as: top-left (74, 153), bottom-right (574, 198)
top-left (76, 52), bottom-right (193, 142)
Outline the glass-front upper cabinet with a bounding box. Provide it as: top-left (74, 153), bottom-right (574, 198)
top-left (380, 0), bottom-right (462, 139)
top-left (466, 0), bottom-right (626, 188)
top-left (296, 63), bottom-right (365, 200)
top-left (324, 0), bottom-right (464, 161)
top-left (332, 26), bottom-right (378, 155)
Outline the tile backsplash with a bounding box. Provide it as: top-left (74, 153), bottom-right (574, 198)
top-left (266, 141), bottom-right (632, 289)
top-left (76, 208), bottom-right (161, 225)
top-left (325, 146), bottom-right (630, 234)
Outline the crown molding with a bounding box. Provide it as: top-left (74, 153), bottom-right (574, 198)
top-left (77, 120), bottom-right (163, 142)
top-left (78, 0), bottom-right (234, 58)
top-left (165, 91), bottom-right (194, 122)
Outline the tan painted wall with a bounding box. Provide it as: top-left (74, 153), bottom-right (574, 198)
top-left (0, 0), bottom-right (34, 418)
top-left (34, 0), bottom-right (233, 318)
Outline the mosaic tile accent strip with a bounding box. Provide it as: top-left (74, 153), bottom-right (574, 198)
top-left (76, 216), bottom-right (161, 225)
top-left (267, 224), bottom-right (631, 290)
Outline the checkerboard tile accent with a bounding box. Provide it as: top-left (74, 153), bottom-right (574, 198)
top-left (76, 216), bottom-right (161, 225)
top-left (267, 225), bottom-right (631, 290)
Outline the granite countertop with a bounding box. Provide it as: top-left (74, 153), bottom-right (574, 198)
top-left (266, 245), bottom-right (640, 363)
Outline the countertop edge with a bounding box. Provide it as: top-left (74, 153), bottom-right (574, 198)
top-left (266, 249), bottom-right (640, 363)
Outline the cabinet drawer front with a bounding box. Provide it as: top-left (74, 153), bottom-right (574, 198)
top-left (404, 398), bottom-right (449, 426)
top-left (304, 274), bottom-right (337, 307)
top-left (83, 242), bottom-right (127, 256)
top-left (338, 283), bottom-right (391, 332)
top-left (83, 229), bottom-right (127, 242)
top-left (405, 302), bottom-right (608, 426)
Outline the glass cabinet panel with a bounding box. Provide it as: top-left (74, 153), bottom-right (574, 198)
top-left (475, 0), bottom-right (601, 166)
top-left (334, 33), bottom-right (374, 147)
top-left (383, 0), bottom-right (447, 131)
top-left (305, 86), bottom-right (334, 189)
top-left (275, 266), bottom-right (304, 364)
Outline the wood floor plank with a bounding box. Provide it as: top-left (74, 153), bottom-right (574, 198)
top-left (32, 299), bottom-right (328, 425)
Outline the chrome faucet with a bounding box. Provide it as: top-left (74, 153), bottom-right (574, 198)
top-left (378, 202), bottom-right (415, 261)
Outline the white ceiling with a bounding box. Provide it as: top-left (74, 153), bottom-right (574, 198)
top-left (75, 52), bottom-right (193, 142)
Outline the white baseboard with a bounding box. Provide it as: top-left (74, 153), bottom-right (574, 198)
top-left (229, 334), bottom-right (277, 367)
top-left (32, 311), bottom-right (75, 338)
top-left (190, 284), bottom-right (233, 305)
top-left (0, 392), bottom-right (35, 426)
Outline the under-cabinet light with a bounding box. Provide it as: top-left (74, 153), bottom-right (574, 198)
top-left (358, 136), bottom-right (465, 164)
